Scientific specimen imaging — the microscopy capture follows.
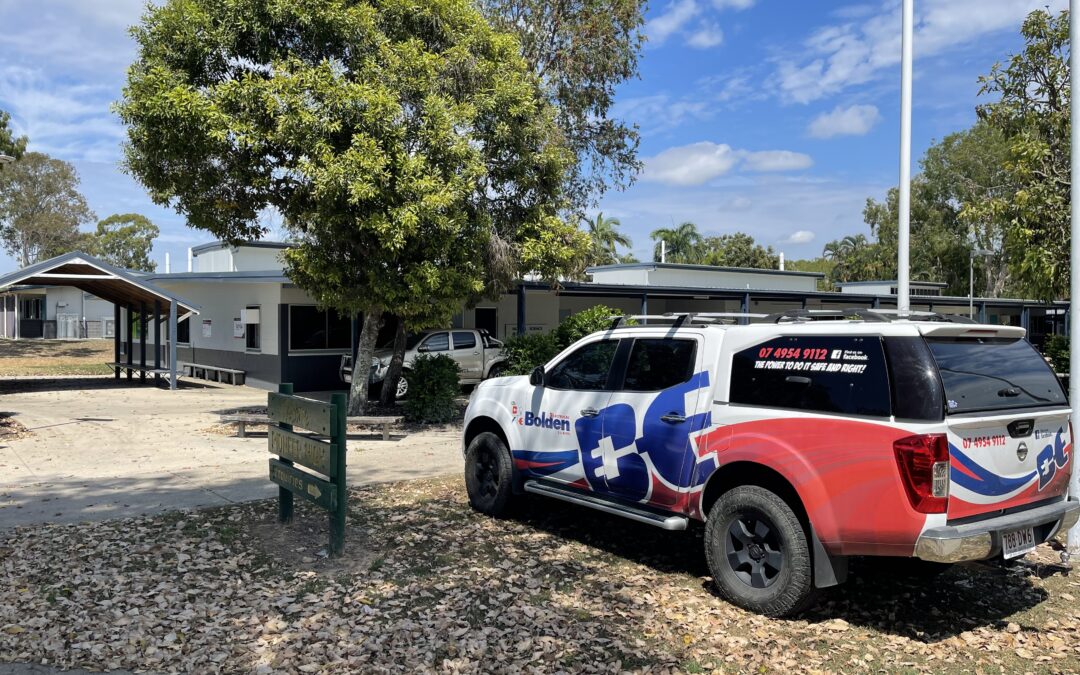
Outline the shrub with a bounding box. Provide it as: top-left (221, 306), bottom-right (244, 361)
top-left (554, 305), bottom-right (626, 349)
top-left (403, 354), bottom-right (461, 423)
top-left (501, 331), bottom-right (560, 376)
top-left (1043, 334), bottom-right (1069, 374)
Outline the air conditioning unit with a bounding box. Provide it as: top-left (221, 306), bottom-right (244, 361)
top-left (240, 308), bottom-right (260, 324)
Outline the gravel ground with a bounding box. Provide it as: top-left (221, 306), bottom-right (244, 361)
top-left (2, 476), bottom-right (1080, 673)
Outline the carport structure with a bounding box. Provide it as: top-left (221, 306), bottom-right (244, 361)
top-left (0, 251), bottom-right (200, 389)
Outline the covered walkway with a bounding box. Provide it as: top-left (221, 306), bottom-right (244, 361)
top-left (0, 252), bottom-right (200, 389)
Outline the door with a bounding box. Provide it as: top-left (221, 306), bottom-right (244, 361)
top-left (475, 307), bottom-right (498, 338)
top-left (596, 336), bottom-right (710, 505)
top-left (517, 338), bottom-right (622, 487)
top-left (452, 331), bottom-right (483, 382)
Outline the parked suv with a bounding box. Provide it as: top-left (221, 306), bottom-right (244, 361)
top-left (461, 310), bottom-right (1078, 616)
top-left (341, 328), bottom-right (506, 398)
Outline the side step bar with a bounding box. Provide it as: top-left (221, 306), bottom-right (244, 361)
top-left (523, 480), bottom-right (689, 531)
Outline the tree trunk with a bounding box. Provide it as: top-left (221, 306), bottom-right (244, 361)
top-left (348, 309), bottom-right (383, 415)
top-left (380, 317), bottom-right (407, 406)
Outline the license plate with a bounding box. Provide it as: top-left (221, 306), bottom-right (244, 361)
top-left (1002, 527), bottom-right (1036, 559)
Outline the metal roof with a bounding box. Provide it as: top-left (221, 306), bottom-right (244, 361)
top-left (836, 280), bottom-right (948, 288)
top-left (148, 270), bottom-right (290, 284)
top-left (585, 262), bottom-right (826, 279)
top-left (189, 240), bottom-right (293, 255)
top-left (0, 251), bottom-right (200, 317)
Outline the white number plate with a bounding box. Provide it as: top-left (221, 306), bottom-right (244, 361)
top-left (1002, 527), bottom-right (1036, 559)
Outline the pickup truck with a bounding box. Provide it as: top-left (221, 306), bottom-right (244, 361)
top-left (340, 328), bottom-right (506, 398)
top-left (461, 310), bottom-right (1078, 616)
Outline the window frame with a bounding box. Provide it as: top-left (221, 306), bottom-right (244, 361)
top-left (244, 304), bottom-right (261, 353)
top-left (287, 304), bottom-right (353, 354)
top-left (544, 337), bottom-right (626, 392)
top-left (615, 337), bottom-right (699, 392)
top-left (419, 331), bottom-right (450, 353)
top-left (451, 331), bottom-right (477, 351)
top-left (727, 334), bottom-right (893, 420)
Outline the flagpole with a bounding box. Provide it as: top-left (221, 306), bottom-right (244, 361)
top-left (897, 0), bottom-right (913, 314)
top-left (1066, 0), bottom-right (1080, 556)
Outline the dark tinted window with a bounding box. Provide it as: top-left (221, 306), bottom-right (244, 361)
top-left (883, 336), bottom-right (944, 421)
top-left (926, 337), bottom-right (1067, 413)
top-left (547, 339), bottom-right (619, 390)
top-left (623, 339), bottom-right (696, 391)
top-left (176, 317), bottom-right (190, 344)
top-left (730, 336), bottom-right (891, 417)
top-left (290, 305), bottom-right (352, 351)
top-left (422, 333), bottom-right (449, 352)
top-left (452, 331), bottom-right (476, 350)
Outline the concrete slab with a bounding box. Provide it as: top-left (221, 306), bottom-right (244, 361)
top-left (0, 378), bottom-right (463, 531)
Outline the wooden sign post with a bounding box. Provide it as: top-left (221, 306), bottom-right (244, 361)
top-left (267, 383), bottom-right (347, 556)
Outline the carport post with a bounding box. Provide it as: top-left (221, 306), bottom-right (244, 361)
top-left (740, 292), bottom-right (750, 325)
top-left (125, 304), bottom-right (133, 380)
top-left (139, 302), bottom-right (147, 383)
top-left (113, 303), bottom-right (121, 379)
top-left (516, 284), bottom-right (526, 336)
top-left (154, 300), bottom-right (162, 386)
top-left (169, 300), bottom-right (177, 390)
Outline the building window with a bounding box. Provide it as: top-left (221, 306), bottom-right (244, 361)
top-left (245, 305), bottom-right (261, 352)
top-left (289, 305), bottom-right (352, 351)
top-left (19, 297), bottom-right (43, 319)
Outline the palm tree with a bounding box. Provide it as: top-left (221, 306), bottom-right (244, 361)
top-left (583, 212), bottom-right (632, 265)
top-left (651, 221), bottom-right (702, 263)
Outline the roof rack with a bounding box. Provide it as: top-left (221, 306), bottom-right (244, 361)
top-left (607, 312), bottom-right (767, 329)
top-left (765, 308), bottom-right (891, 323)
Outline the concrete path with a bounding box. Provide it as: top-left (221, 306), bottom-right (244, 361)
top-left (0, 378), bottom-right (463, 531)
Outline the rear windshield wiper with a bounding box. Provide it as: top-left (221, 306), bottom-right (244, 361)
top-left (938, 367), bottom-right (1052, 404)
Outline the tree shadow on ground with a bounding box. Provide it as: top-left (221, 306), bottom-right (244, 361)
top-left (0, 377), bottom-right (215, 394)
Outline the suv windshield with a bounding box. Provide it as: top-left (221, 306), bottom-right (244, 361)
top-left (926, 337), bottom-right (1067, 414)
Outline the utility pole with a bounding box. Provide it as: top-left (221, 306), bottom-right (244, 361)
top-left (1067, 0), bottom-right (1080, 557)
top-left (897, 0), bottom-right (913, 314)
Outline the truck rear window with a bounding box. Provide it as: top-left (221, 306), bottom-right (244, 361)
top-left (925, 337), bottom-right (1066, 414)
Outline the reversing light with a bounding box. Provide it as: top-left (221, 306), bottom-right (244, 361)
top-left (894, 433), bottom-right (950, 513)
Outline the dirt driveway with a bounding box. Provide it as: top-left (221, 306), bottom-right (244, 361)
top-left (0, 377), bottom-right (462, 530)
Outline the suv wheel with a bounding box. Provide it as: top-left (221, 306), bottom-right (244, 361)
top-left (465, 432), bottom-right (515, 516)
top-left (395, 373), bottom-right (409, 399)
top-left (705, 485), bottom-right (815, 617)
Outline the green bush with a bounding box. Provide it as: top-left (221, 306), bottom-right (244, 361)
top-left (1043, 334), bottom-right (1069, 374)
top-left (403, 354), bottom-right (461, 423)
top-left (554, 305), bottom-right (627, 349)
top-left (501, 331), bottom-right (560, 376)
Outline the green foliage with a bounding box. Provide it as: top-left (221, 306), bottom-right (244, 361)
top-left (479, 0), bottom-right (645, 212)
top-left (119, 0), bottom-right (590, 413)
top-left (0, 152), bottom-right (95, 267)
top-left (651, 222), bottom-right (701, 263)
top-left (1043, 334), bottom-right (1070, 374)
top-left (970, 9), bottom-right (1070, 300)
top-left (0, 111), bottom-right (27, 160)
top-left (554, 305), bottom-right (625, 348)
top-left (403, 354), bottom-right (462, 424)
top-left (501, 331), bottom-right (561, 376)
top-left (90, 213), bottom-right (159, 272)
top-left (699, 233), bottom-right (779, 269)
top-left (785, 257), bottom-right (835, 291)
top-left (583, 211), bottom-right (632, 266)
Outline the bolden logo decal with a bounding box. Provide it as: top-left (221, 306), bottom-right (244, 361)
top-left (511, 401), bottom-right (571, 434)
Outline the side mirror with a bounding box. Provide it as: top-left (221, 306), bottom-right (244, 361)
top-left (529, 365), bottom-right (545, 387)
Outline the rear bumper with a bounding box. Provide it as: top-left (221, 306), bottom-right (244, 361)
top-left (914, 498), bottom-right (1080, 563)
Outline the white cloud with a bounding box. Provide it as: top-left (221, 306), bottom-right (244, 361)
top-left (730, 196), bottom-right (752, 210)
top-left (646, 0), bottom-right (700, 46)
top-left (773, 0), bottom-right (1068, 104)
top-left (688, 22), bottom-right (724, 48)
top-left (712, 0), bottom-right (755, 9)
top-left (641, 142), bottom-right (813, 185)
top-left (740, 150), bottom-right (814, 172)
top-left (642, 142), bottom-right (740, 186)
top-left (612, 94), bottom-right (710, 134)
top-left (808, 103), bottom-right (882, 138)
top-left (780, 230), bottom-right (816, 245)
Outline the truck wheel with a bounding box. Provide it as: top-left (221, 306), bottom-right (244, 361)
top-left (465, 432), bottom-right (515, 516)
top-left (705, 485), bottom-right (816, 617)
top-left (487, 363), bottom-right (506, 379)
top-left (395, 373), bottom-right (409, 399)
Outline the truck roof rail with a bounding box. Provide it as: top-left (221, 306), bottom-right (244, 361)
top-left (607, 312), bottom-right (767, 329)
top-left (765, 308), bottom-right (892, 323)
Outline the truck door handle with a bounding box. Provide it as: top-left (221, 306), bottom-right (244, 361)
top-left (473, 351), bottom-right (480, 355)
top-left (580, 408), bottom-right (600, 418)
top-left (660, 413), bottom-right (686, 424)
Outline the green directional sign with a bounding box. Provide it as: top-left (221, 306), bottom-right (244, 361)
top-left (268, 426), bottom-right (336, 477)
top-left (267, 385), bottom-right (347, 557)
top-left (269, 458), bottom-right (336, 510)
top-left (268, 392), bottom-right (335, 436)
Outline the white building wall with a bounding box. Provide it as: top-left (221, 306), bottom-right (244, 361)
top-left (192, 248), bottom-right (234, 273)
top-left (646, 267), bottom-right (818, 292)
top-left (159, 281), bottom-right (283, 355)
top-left (233, 247), bottom-right (286, 271)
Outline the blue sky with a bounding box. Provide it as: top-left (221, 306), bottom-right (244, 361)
top-left (0, 0), bottom-right (1065, 273)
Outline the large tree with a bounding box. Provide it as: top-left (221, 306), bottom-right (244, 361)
top-left (91, 213), bottom-right (160, 272)
top-left (0, 152), bottom-right (94, 267)
top-left (0, 110), bottom-right (27, 160)
top-left (118, 0), bottom-right (586, 413)
top-left (699, 233), bottom-right (779, 269)
top-left (583, 211), bottom-right (632, 266)
top-left (479, 0), bottom-right (645, 213)
top-left (651, 221), bottom-right (702, 263)
top-left (969, 8), bottom-right (1070, 300)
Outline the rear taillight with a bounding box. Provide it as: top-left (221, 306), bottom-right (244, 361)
top-left (894, 434), bottom-right (950, 513)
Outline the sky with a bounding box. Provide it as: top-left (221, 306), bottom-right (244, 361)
top-left (0, 0), bottom-right (1067, 274)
